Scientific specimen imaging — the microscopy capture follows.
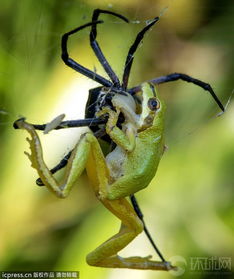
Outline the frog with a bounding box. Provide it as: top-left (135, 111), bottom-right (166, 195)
top-left (14, 82), bottom-right (174, 270)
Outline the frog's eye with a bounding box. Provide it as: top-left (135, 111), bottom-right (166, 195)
top-left (147, 98), bottom-right (160, 111)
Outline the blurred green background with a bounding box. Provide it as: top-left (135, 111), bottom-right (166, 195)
top-left (0, 0), bottom-right (233, 278)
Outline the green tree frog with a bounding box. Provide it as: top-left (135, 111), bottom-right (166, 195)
top-left (15, 82), bottom-right (175, 271)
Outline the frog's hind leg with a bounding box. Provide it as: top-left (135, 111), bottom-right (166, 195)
top-left (86, 198), bottom-right (172, 270)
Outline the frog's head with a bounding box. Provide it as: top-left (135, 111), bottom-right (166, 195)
top-left (111, 82), bottom-right (165, 131)
top-left (137, 82), bottom-right (165, 131)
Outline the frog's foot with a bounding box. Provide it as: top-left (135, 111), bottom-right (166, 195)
top-left (90, 255), bottom-right (177, 271)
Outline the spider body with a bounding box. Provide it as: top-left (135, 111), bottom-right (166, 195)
top-left (85, 86), bottom-right (122, 144)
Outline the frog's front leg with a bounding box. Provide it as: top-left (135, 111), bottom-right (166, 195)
top-left (96, 107), bottom-right (136, 152)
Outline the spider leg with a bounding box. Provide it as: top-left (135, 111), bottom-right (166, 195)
top-left (90, 9), bottom-right (129, 87)
top-left (122, 17), bottom-right (159, 90)
top-left (36, 150), bottom-right (72, 186)
top-left (130, 195), bottom-right (166, 262)
top-left (128, 73), bottom-right (224, 112)
top-left (151, 73), bottom-right (225, 112)
top-left (13, 118), bottom-right (106, 131)
top-left (61, 20), bottom-right (112, 87)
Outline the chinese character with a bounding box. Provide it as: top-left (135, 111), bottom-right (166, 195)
top-left (219, 257), bottom-right (232, 271)
top-left (71, 272), bottom-right (78, 278)
top-left (49, 272), bottom-right (55, 278)
top-left (33, 272), bottom-right (39, 278)
top-left (56, 272), bottom-right (62, 278)
top-left (39, 272), bottom-right (44, 278)
top-left (43, 272), bottom-right (49, 278)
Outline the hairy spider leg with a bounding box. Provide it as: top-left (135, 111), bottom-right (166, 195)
top-left (90, 9), bottom-right (129, 87)
top-left (61, 21), bottom-right (112, 87)
top-left (122, 17), bottom-right (159, 90)
top-left (128, 73), bottom-right (225, 112)
top-left (15, 119), bottom-right (173, 270)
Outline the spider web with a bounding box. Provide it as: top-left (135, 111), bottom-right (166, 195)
top-left (1, 2), bottom-right (233, 279)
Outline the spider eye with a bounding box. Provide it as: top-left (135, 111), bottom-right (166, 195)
top-left (147, 98), bottom-right (160, 111)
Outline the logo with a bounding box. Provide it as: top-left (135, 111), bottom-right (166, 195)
top-left (168, 256), bottom-right (232, 277)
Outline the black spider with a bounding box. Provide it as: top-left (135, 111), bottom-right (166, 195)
top-left (19, 9), bottom-right (224, 132)
top-left (14, 9), bottom-right (224, 263)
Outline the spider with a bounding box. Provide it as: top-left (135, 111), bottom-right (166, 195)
top-left (21, 8), bottom-right (224, 182)
top-left (24, 9), bottom-right (223, 135)
top-left (14, 9), bottom-right (224, 270)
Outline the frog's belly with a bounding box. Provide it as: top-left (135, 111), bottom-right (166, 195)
top-left (105, 146), bottom-right (126, 181)
top-left (106, 146), bottom-right (160, 184)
